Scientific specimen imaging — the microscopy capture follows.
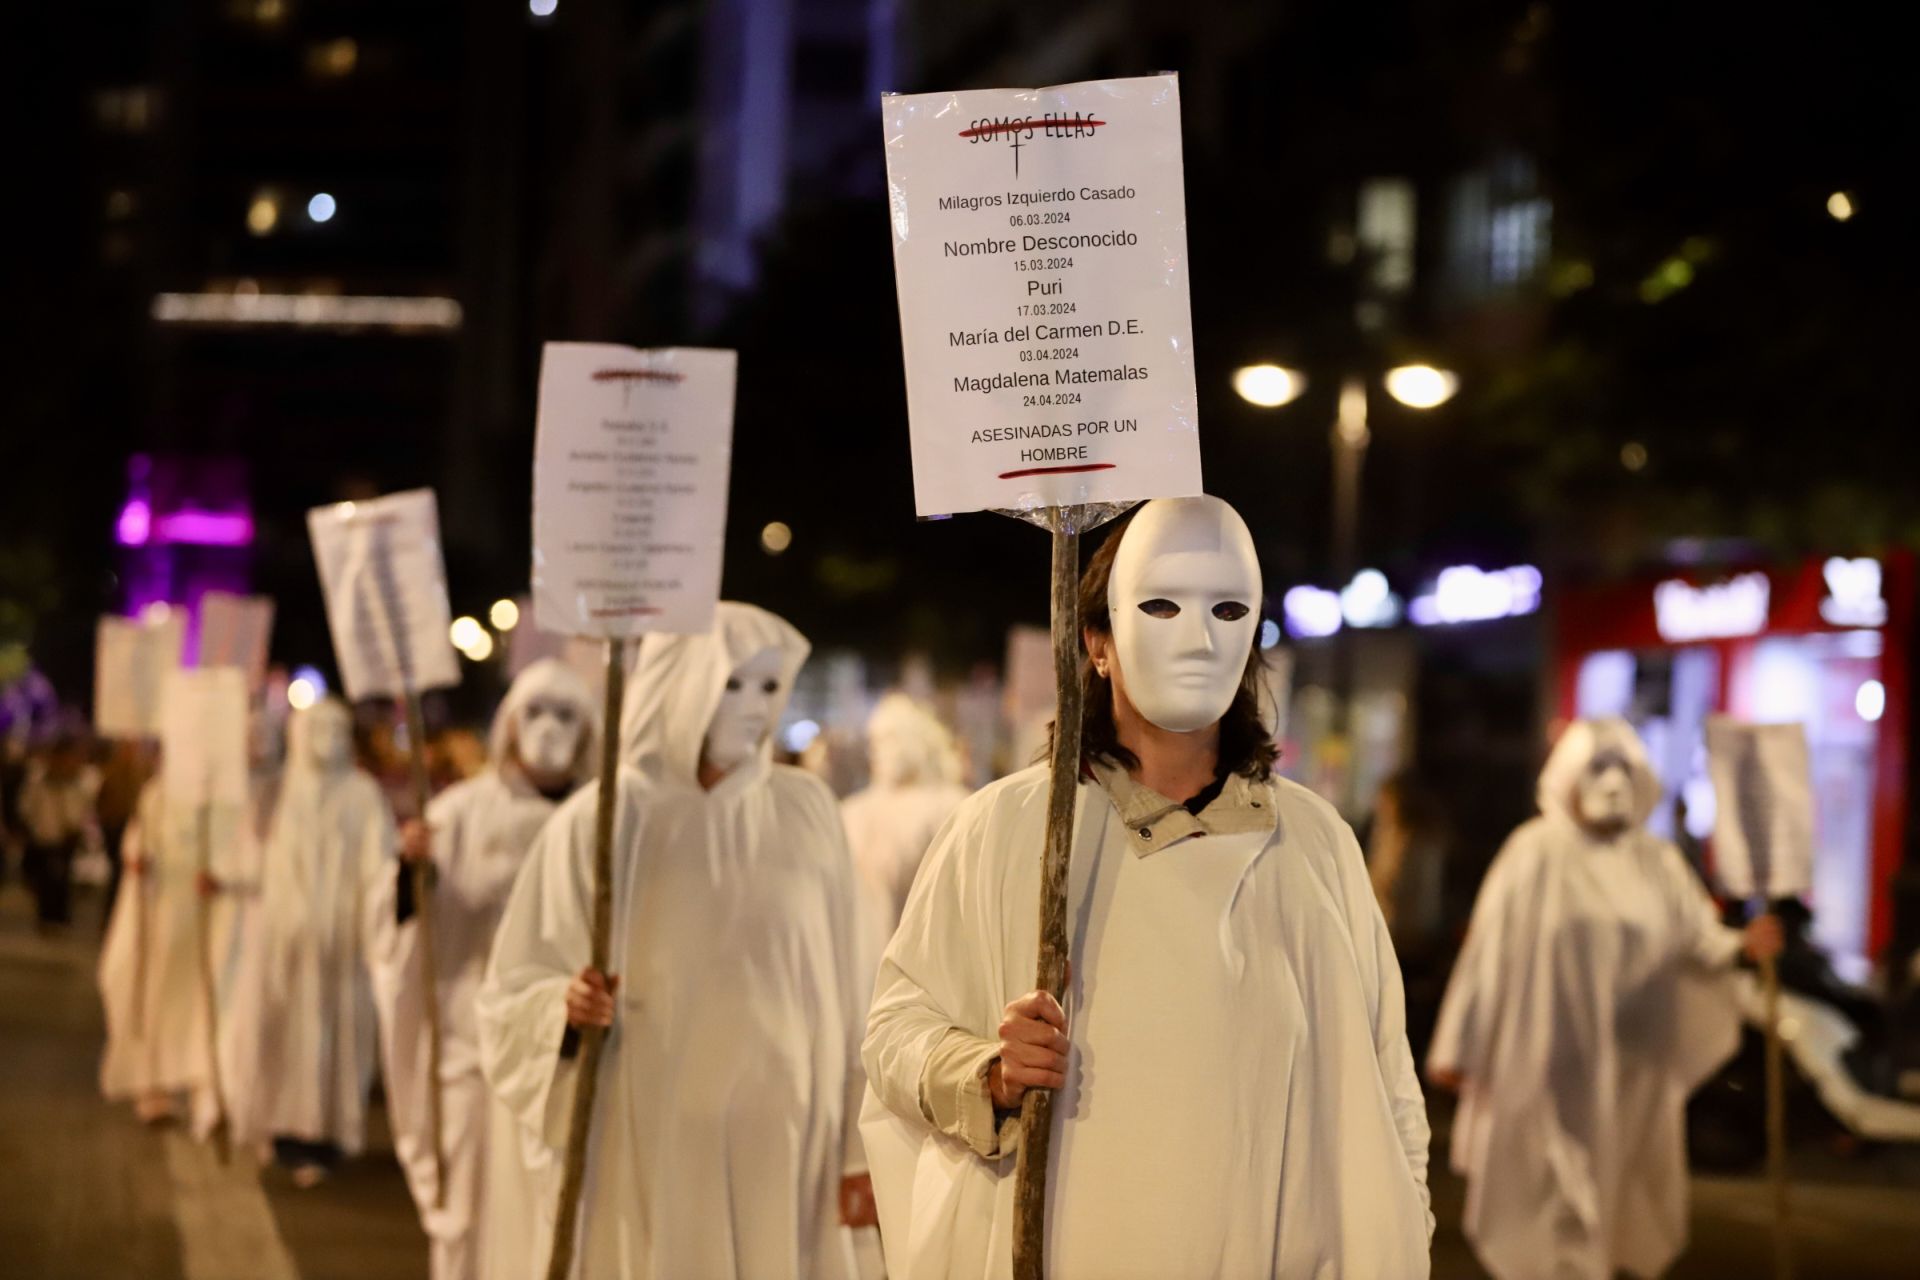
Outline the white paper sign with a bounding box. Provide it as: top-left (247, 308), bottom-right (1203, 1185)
top-left (532, 343), bottom-right (736, 638)
top-left (160, 667), bottom-right (250, 807)
top-left (197, 591), bottom-right (274, 691)
top-left (882, 73), bottom-right (1203, 517)
top-left (1706, 717), bottom-right (1815, 898)
top-left (307, 489), bottom-right (461, 702)
top-left (94, 612), bottom-right (186, 738)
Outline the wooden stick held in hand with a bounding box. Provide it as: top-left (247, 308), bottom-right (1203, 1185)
top-left (195, 803), bottom-right (230, 1163)
top-left (400, 689), bottom-right (449, 1209)
top-left (1011, 524), bottom-right (1082, 1280)
top-left (545, 637), bottom-right (627, 1280)
top-left (1761, 951), bottom-right (1793, 1280)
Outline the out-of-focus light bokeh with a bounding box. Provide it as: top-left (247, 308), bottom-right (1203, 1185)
top-left (1383, 364), bottom-right (1459, 409)
top-left (1232, 364), bottom-right (1306, 408)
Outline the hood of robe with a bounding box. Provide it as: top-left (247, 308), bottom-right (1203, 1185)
top-left (618, 601), bottom-right (810, 789)
top-left (488, 657), bottom-right (601, 789)
top-left (866, 691), bottom-right (962, 787)
top-left (1536, 716), bottom-right (1661, 830)
top-left (286, 698), bottom-right (353, 777)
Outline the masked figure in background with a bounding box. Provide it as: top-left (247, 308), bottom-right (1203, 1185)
top-left (249, 698), bottom-right (392, 1185)
top-left (1427, 717), bottom-right (1783, 1280)
top-left (842, 692), bottom-right (970, 961)
top-left (863, 497), bottom-right (1433, 1280)
top-left (98, 770), bottom-right (252, 1126)
top-left (368, 660), bottom-right (598, 1280)
top-left (477, 602), bottom-right (872, 1280)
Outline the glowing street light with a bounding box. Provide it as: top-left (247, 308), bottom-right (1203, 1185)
top-left (489, 598), bottom-right (520, 631)
top-left (1827, 191), bottom-right (1855, 222)
top-left (1231, 364), bottom-right (1306, 408)
top-left (287, 677), bottom-right (318, 710)
top-left (462, 630), bottom-right (496, 662)
top-left (761, 521), bottom-right (793, 555)
top-left (247, 193), bottom-right (280, 236)
top-left (450, 615), bottom-right (485, 652)
top-left (1383, 364), bottom-right (1459, 409)
top-left (307, 192), bottom-right (337, 224)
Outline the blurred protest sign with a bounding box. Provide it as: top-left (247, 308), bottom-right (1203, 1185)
top-left (307, 489), bottom-right (460, 702)
top-left (1707, 717), bottom-right (1815, 898)
top-left (196, 592), bottom-right (274, 693)
top-left (160, 667), bottom-right (250, 807)
top-left (95, 611), bottom-right (186, 738)
top-left (531, 343), bottom-right (736, 640)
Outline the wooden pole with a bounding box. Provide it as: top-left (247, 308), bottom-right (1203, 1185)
top-left (1011, 521), bottom-right (1082, 1280)
top-left (1761, 950), bottom-right (1793, 1280)
top-left (544, 637), bottom-right (627, 1280)
top-left (195, 802), bottom-right (230, 1162)
top-left (398, 689), bottom-right (449, 1209)
top-left (133, 824), bottom-right (150, 1040)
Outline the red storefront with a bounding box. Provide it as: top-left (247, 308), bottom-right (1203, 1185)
top-left (1554, 554), bottom-right (1912, 977)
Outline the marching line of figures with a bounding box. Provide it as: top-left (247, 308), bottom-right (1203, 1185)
top-left (50, 497), bottom-right (1788, 1280)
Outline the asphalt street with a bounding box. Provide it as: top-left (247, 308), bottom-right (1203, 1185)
top-left (2, 880), bottom-right (1915, 1279)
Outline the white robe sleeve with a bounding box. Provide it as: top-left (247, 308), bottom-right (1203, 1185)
top-left (1336, 818), bottom-right (1433, 1235)
top-left (862, 795), bottom-right (1006, 1150)
top-left (1661, 842), bottom-right (1746, 971)
top-left (475, 786), bottom-right (599, 1154)
top-left (1427, 827), bottom-right (1533, 1083)
top-left (810, 781), bottom-right (876, 1178)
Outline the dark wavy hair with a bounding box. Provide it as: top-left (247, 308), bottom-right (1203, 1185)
top-left (1049, 509), bottom-right (1278, 781)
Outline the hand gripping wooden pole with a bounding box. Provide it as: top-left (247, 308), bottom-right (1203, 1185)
top-left (1011, 522), bottom-right (1083, 1280)
top-left (545, 637), bottom-right (627, 1280)
top-left (195, 802), bottom-right (230, 1162)
top-left (400, 688), bottom-right (449, 1209)
top-left (1761, 950), bottom-right (1794, 1280)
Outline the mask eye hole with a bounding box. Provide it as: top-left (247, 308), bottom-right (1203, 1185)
top-left (1211, 601), bottom-right (1250, 622)
top-left (1137, 598), bottom-right (1180, 619)
top-left (761, 679), bottom-right (779, 695)
top-left (725, 677), bottom-right (742, 692)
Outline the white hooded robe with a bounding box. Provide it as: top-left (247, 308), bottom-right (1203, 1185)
top-left (98, 780), bottom-right (250, 1106)
top-left (247, 708), bottom-right (392, 1154)
top-left (1427, 717), bottom-right (1744, 1280)
top-left (861, 764), bottom-right (1434, 1280)
top-left (475, 603), bottom-right (867, 1280)
top-left (367, 660), bottom-right (598, 1280)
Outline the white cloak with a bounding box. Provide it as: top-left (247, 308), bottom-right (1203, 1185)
top-left (248, 742), bottom-right (391, 1153)
top-left (1428, 718), bottom-right (1743, 1280)
top-left (842, 779), bottom-right (970, 962)
top-left (475, 603), bottom-right (867, 1280)
top-left (98, 780), bottom-right (249, 1103)
top-left (861, 765), bottom-right (1434, 1280)
top-left (368, 659), bottom-right (597, 1280)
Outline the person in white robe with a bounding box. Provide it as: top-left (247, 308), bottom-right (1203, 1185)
top-left (248, 697), bottom-right (392, 1181)
top-left (862, 496), bottom-right (1434, 1280)
top-left (98, 776), bottom-right (251, 1126)
top-left (1426, 716), bottom-right (1784, 1280)
top-left (475, 601), bottom-right (873, 1280)
top-left (367, 659), bottom-right (599, 1280)
top-left (841, 691), bottom-right (970, 960)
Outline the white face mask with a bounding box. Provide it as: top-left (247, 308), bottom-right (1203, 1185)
top-left (703, 646), bottom-right (785, 774)
top-left (1106, 497), bottom-right (1262, 733)
top-left (1575, 753), bottom-right (1636, 833)
top-left (515, 695), bottom-right (584, 782)
top-left (303, 705), bottom-right (353, 773)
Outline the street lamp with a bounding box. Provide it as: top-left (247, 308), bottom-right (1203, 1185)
top-left (1382, 363), bottom-right (1459, 410)
top-left (1232, 364), bottom-right (1307, 408)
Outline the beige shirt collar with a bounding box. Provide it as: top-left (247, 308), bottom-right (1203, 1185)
top-left (1089, 759), bottom-right (1278, 857)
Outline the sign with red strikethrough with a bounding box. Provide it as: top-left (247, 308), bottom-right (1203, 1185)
top-left (882, 73), bottom-right (1202, 517)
